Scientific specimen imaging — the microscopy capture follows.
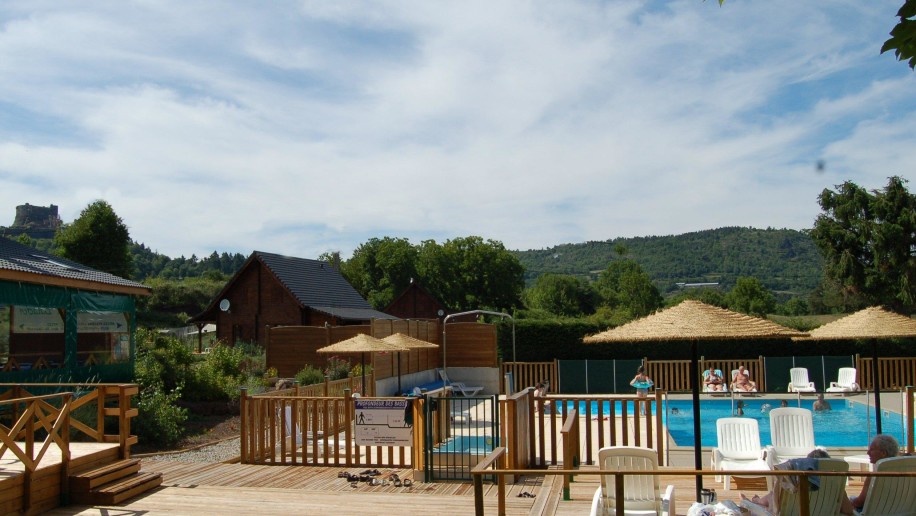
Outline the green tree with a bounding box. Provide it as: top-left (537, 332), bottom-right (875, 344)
top-left (338, 237), bottom-right (418, 309)
top-left (55, 200), bottom-right (133, 278)
top-left (594, 260), bottom-right (663, 318)
top-left (810, 176), bottom-right (916, 313)
top-left (524, 273), bottom-right (597, 317)
top-left (882, 0), bottom-right (916, 69)
top-left (725, 276), bottom-right (776, 317)
top-left (416, 236), bottom-right (524, 312)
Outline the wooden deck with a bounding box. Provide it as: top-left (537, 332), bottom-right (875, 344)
top-left (0, 442), bottom-right (122, 515)
top-left (40, 459), bottom-right (869, 515)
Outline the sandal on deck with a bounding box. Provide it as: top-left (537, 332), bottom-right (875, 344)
top-left (392, 475), bottom-right (402, 487)
top-left (338, 471), bottom-right (351, 478)
top-left (402, 479), bottom-right (413, 487)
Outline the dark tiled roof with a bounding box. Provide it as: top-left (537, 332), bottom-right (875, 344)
top-left (256, 251), bottom-right (395, 320)
top-left (0, 237), bottom-right (150, 291)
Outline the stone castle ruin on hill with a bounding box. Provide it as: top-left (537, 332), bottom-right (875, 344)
top-left (1, 203), bottom-right (62, 239)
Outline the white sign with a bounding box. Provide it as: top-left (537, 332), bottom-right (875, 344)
top-left (12, 306), bottom-right (63, 333)
top-left (354, 399), bottom-right (413, 447)
top-left (12, 307), bottom-right (127, 334)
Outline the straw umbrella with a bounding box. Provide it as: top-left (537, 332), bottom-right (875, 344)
top-left (382, 333), bottom-right (440, 394)
top-left (584, 299), bottom-right (807, 500)
top-left (796, 306), bottom-right (916, 434)
top-left (316, 334), bottom-right (409, 395)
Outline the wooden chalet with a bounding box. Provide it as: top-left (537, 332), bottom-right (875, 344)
top-left (0, 237), bottom-right (150, 382)
top-left (192, 251), bottom-right (396, 347)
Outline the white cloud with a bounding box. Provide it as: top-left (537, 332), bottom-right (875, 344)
top-left (0, 0), bottom-right (913, 261)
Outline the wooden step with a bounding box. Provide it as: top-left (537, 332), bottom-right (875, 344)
top-left (70, 458), bottom-right (141, 491)
top-left (71, 471), bottom-right (163, 506)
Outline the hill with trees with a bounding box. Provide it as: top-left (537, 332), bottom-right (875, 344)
top-left (513, 227), bottom-right (824, 297)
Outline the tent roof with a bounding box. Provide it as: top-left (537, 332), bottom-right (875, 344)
top-left (583, 299), bottom-right (807, 343)
top-left (796, 306), bottom-right (916, 341)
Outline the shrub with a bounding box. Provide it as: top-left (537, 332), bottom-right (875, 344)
top-left (324, 356), bottom-right (352, 380)
top-left (188, 344), bottom-right (248, 401)
top-left (295, 364), bottom-right (325, 386)
top-left (133, 386), bottom-right (188, 449)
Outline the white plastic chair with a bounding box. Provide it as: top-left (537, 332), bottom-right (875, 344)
top-left (589, 446), bottom-right (675, 516)
top-left (741, 458), bottom-right (849, 516)
top-left (825, 367), bottom-right (859, 393)
top-left (438, 369), bottom-right (483, 396)
top-left (712, 418), bottom-right (768, 491)
top-left (787, 368), bottom-right (816, 393)
top-left (765, 408), bottom-right (821, 479)
top-left (703, 369), bottom-right (728, 393)
top-left (859, 456), bottom-right (916, 516)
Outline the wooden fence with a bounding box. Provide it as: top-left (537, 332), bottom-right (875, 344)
top-left (501, 361), bottom-right (557, 395)
top-left (645, 357), bottom-right (766, 392)
top-left (856, 356), bottom-right (916, 390)
top-left (533, 390), bottom-right (665, 467)
top-left (239, 386), bottom-right (455, 469)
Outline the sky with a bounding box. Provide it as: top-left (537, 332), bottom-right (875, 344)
top-left (1, 1), bottom-right (914, 261)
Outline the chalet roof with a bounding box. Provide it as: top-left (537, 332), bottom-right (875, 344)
top-left (193, 251), bottom-right (394, 321)
top-left (0, 237), bottom-right (150, 296)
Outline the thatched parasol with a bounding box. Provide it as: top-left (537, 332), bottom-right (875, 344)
top-left (795, 306), bottom-right (916, 434)
top-left (317, 334), bottom-right (410, 394)
top-left (382, 333), bottom-right (439, 393)
top-left (584, 299), bottom-right (808, 500)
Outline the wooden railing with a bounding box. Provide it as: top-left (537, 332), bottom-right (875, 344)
top-left (499, 388), bottom-right (532, 479)
top-left (533, 391), bottom-right (665, 467)
top-left (501, 361), bottom-right (557, 394)
top-left (559, 410), bottom-right (579, 500)
top-left (258, 375), bottom-right (375, 398)
top-left (0, 384), bottom-right (138, 511)
top-left (856, 356), bottom-right (916, 390)
top-left (907, 386), bottom-right (914, 455)
top-left (0, 383), bottom-right (138, 458)
top-left (240, 386), bottom-right (452, 469)
top-left (471, 461), bottom-right (916, 516)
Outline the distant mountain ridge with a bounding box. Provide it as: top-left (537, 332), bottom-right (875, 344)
top-left (512, 227), bottom-right (824, 296)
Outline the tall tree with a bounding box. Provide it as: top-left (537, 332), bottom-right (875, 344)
top-left (524, 273), bottom-right (597, 317)
top-left (725, 276), bottom-right (776, 317)
top-left (337, 237), bottom-right (418, 309)
top-left (416, 236), bottom-right (524, 312)
top-left (810, 176), bottom-right (916, 313)
top-left (594, 260), bottom-right (663, 318)
top-left (882, 0), bottom-right (916, 69)
top-left (55, 200), bottom-right (133, 278)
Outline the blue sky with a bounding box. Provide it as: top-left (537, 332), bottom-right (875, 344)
top-left (1, 1), bottom-right (913, 260)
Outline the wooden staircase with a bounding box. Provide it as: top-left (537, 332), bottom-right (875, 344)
top-left (69, 458), bottom-right (163, 505)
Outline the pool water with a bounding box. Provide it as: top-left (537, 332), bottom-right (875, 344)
top-left (562, 399), bottom-right (908, 448)
top-left (433, 435), bottom-right (497, 455)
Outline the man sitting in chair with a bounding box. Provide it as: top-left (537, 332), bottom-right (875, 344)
top-left (847, 434), bottom-right (900, 513)
top-left (733, 365), bottom-right (758, 392)
top-left (704, 367), bottom-right (725, 392)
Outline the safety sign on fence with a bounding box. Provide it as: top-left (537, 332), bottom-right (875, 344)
top-left (354, 398), bottom-right (413, 447)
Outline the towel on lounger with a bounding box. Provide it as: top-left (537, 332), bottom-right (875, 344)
top-left (775, 457), bottom-right (821, 493)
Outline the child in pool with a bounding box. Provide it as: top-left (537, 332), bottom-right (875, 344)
top-left (630, 366), bottom-right (653, 415)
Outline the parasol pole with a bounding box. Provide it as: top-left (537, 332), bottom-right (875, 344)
top-left (691, 339), bottom-right (703, 501)
top-left (361, 352), bottom-right (366, 395)
top-left (872, 339), bottom-right (883, 434)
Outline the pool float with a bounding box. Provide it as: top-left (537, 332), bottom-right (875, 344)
top-left (631, 380), bottom-right (654, 389)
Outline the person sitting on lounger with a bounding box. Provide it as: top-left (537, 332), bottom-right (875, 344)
top-left (846, 434), bottom-right (899, 513)
top-left (740, 448), bottom-right (832, 511)
top-left (704, 367), bottom-right (724, 392)
top-left (733, 365), bottom-right (757, 392)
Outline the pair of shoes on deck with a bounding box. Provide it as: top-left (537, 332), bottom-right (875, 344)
top-left (517, 492), bottom-right (536, 498)
top-left (388, 474), bottom-right (413, 487)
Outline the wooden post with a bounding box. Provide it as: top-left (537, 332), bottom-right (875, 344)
top-left (497, 451), bottom-right (506, 516)
top-left (240, 387), bottom-right (248, 463)
top-left (907, 386), bottom-right (915, 455)
top-left (798, 475), bottom-right (810, 516)
top-left (473, 470), bottom-right (484, 516)
top-left (59, 393), bottom-right (72, 506)
top-left (119, 385), bottom-right (129, 459)
top-left (615, 473), bottom-right (625, 516)
top-left (344, 389), bottom-right (352, 466)
top-left (655, 389), bottom-right (665, 465)
top-left (324, 375), bottom-right (330, 396)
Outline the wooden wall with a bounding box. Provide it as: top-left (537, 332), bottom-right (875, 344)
top-left (442, 322), bottom-right (498, 368)
top-left (266, 319), bottom-right (464, 379)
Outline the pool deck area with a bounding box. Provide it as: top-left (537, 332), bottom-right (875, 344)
top-left (43, 391), bottom-right (908, 515)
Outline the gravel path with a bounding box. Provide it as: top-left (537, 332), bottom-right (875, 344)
top-left (139, 437), bottom-right (240, 463)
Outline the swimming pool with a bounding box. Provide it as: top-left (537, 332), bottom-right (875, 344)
top-left (562, 398), bottom-right (908, 448)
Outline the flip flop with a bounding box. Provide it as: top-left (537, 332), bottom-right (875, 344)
top-left (350, 482), bottom-right (358, 488)
top-left (338, 471), bottom-right (351, 478)
top-left (402, 479), bottom-right (413, 487)
top-left (346, 473), bottom-right (359, 482)
top-left (393, 477), bottom-right (402, 487)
